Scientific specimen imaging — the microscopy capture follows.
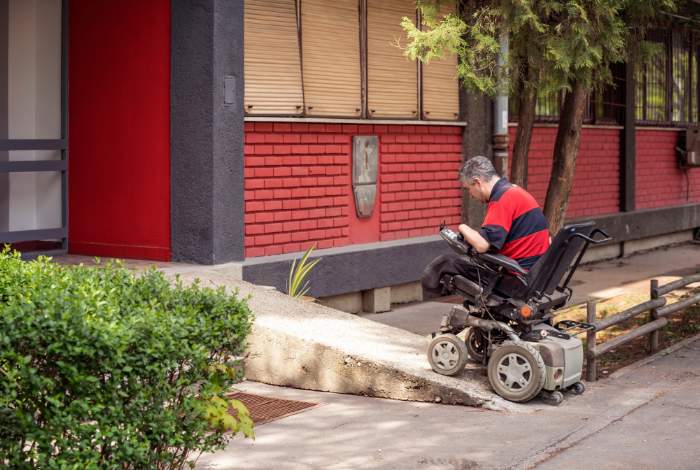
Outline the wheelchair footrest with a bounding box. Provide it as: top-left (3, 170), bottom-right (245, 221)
top-left (554, 319), bottom-right (595, 336)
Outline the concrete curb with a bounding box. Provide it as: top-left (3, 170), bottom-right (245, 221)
top-left (607, 332), bottom-right (700, 380)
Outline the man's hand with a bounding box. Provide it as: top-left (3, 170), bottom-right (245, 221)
top-left (458, 223), bottom-right (491, 253)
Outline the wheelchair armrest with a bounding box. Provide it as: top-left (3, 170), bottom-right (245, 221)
top-left (476, 252), bottom-right (528, 276)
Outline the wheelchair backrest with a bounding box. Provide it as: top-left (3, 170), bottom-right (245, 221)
top-left (524, 221), bottom-right (596, 297)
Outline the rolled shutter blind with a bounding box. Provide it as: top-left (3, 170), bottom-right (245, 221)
top-left (301, 0), bottom-right (361, 117)
top-left (367, 0), bottom-right (418, 119)
top-left (244, 0), bottom-right (304, 115)
top-left (422, 2), bottom-right (459, 120)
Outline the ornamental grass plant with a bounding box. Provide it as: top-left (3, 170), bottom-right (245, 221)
top-left (0, 249), bottom-right (254, 469)
top-left (286, 244), bottom-right (320, 299)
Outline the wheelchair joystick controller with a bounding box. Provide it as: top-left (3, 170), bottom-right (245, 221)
top-left (439, 227), bottom-right (471, 256)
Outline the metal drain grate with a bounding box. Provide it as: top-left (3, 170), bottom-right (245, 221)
top-left (226, 392), bottom-right (318, 425)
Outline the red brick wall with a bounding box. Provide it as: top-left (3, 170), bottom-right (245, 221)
top-left (508, 125), bottom-right (621, 218)
top-left (244, 122), bottom-right (463, 257)
top-left (636, 129), bottom-right (700, 209)
top-left (379, 126), bottom-right (462, 241)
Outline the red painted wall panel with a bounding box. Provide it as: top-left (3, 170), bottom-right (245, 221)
top-left (635, 129), bottom-right (700, 209)
top-left (507, 125), bottom-right (621, 219)
top-left (244, 122), bottom-right (462, 257)
top-left (68, 0), bottom-right (171, 261)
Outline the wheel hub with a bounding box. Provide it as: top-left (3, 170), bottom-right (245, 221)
top-left (433, 341), bottom-right (459, 369)
top-left (496, 353), bottom-right (532, 390)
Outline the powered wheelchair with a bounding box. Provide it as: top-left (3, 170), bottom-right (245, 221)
top-left (427, 221), bottom-right (611, 404)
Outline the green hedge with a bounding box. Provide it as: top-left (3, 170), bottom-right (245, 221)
top-left (0, 250), bottom-right (254, 469)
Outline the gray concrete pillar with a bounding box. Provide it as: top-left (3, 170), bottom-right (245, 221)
top-left (171, 0), bottom-right (245, 264)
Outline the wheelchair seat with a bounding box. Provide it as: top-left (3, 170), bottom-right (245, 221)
top-left (478, 252), bottom-right (528, 276)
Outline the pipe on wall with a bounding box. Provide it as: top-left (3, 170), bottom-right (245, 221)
top-left (493, 30), bottom-right (509, 176)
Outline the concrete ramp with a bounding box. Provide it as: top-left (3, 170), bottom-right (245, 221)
top-left (161, 267), bottom-right (517, 411)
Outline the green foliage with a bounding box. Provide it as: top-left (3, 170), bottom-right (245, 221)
top-left (0, 249), bottom-right (254, 469)
top-left (286, 245), bottom-right (320, 298)
top-left (403, 2), bottom-right (501, 94)
top-left (402, 0), bottom-right (678, 96)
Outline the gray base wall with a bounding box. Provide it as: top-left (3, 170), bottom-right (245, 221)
top-left (243, 203), bottom-right (700, 298)
top-left (243, 235), bottom-right (452, 299)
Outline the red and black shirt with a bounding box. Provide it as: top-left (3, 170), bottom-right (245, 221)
top-left (479, 178), bottom-right (550, 269)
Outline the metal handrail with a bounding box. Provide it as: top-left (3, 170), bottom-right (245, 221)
top-left (585, 273), bottom-right (700, 381)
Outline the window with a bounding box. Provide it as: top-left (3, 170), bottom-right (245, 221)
top-left (535, 90), bottom-right (561, 120)
top-left (244, 0), bottom-right (304, 115)
top-left (672, 30), bottom-right (690, 122)
top-left (636, 35), bottom-right (668, 122)
top-left (302, 0), bottom-right (361, 117)
top-left (421, 2), bottom-right (459, 120)
top-left (594, 63), bottom-right (626, 124)
top-left (243, 0), bottom-right (460, 121)
top-left (367, 0), bottom-right (418, 118)
top-left (635, 29), bottom-right (699, 125)
top-left (510, 28), bottom-right (700, 126)
top-left (509, 89), bottom-right (595, 123)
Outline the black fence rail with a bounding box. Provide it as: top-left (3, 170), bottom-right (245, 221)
top-left (585, 273), bottom-right (700, 381)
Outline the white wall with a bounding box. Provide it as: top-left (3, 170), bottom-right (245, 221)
top-left (5, 0), bottom-right (62, 232)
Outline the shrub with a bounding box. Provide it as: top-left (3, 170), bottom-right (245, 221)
top-left (0, 250), bottom-right (254, 469)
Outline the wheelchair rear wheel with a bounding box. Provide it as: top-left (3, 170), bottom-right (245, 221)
top-left (427, 334), bottom-right (468, 376)
top-left (487, 341), bottom-right (546, 403)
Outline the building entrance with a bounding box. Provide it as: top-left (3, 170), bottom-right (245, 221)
top-left (0, 0), bottom-right (66, 255)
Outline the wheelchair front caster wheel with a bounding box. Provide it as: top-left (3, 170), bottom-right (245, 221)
top-left (549, 391), bottom-right (564, 405)
top-left (427, 334), bottom-right (468, 376)
top-left (541, 390), bottom-right (564, 406)
top-left (570, 381), bottom-right (585, 395)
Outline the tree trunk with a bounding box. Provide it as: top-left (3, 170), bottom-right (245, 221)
top-left (511, 64), bottom-right (537, 188)
top-left (543, 80), bottom-right (588, 234)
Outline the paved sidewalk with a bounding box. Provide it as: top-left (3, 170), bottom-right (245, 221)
top-left (197, 243), bottom-right (700, 469)
top-left (360, 242), bottom-right (700, 336)
top-left (199, 335), bottom-right (700, 470)
top-left (57, 242), bottom-right (700, 468)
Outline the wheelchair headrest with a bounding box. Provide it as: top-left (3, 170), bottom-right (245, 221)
top-left (525, 221), bottom-right (596, 297)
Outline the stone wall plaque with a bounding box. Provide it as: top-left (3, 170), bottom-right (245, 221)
top-left (352, 136), bottom-right (378, 218)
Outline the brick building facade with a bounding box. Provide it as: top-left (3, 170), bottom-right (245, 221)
top-left (2, 0), bottom-right (699, 309)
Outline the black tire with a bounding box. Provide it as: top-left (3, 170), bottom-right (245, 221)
top-left (570, 381), bottom-right (585, 395)
top-left (427, 334), bottom-right (468, 376)
top-left (487, 341), bottom-right (546, 403)
top-left (465, 327), bottom-right (486, 363)
top-left (549, 391), bottom-right (564, 406)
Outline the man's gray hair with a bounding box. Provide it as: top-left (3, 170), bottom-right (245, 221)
top-left (459, 156), bottom-right (499, 182)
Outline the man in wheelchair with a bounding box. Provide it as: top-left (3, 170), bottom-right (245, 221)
top-left (422, 156), bottom-right (610, 404)
top-left (422, 155), bottom-right (550, 297)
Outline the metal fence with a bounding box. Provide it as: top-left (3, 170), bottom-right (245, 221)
top-left (585, 273), bottom-right (700, 381)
